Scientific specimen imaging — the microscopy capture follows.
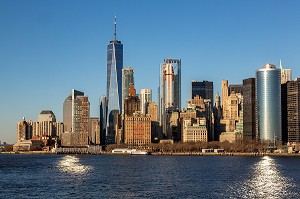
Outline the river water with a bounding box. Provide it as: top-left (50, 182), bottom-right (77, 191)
top-left (0, 154), bottom-right (299, 198)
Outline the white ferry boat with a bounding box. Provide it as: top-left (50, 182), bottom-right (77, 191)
top-left (130, 149), bottom-right (149, 155)
top-left (111, 148), bottom-right (149, 155)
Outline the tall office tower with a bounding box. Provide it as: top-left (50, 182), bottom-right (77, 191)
top-left (79, 96), bottom-right (90, 144)
top-left (140, 89), bottom-right (152, 115)
top-left (221, 80), bottom-right (229, 118)
top-left (243, 78), bottom-right (256, 141)
top-left (63, 89), bottom-right (84, 132)
top-left (191, 80), bottom-right (213, 105)
top-left (159, 58), bottom-right (181, 138)
top-left (106, 16), bottom-right (123, 144)
top-left (62, 89), bottom-right (90, 146)
top-left (124, 84), bottom-right (140, 116)
top-left (17, 117), bottom-right (30, 141)
top-left (37, 110), bottom-right (56, 137)
top-left (122, 67), bottom-right (134, 115)
top-left (280, 60), bottom-right (292, 84)
top-left (89, 118), bottom-right (100, 145)
top-left (99, 96), bottom-right (107, 145)
top-left (256, 64), bottom-right (281, 142)
top-left (286, 78), bottom-right (300, 142)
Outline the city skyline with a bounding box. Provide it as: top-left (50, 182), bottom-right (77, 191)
top-left (1, 0), bottom-right (300, 143)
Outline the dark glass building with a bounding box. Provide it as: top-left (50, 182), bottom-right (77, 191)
top-left (191, 80), bottom-right (213, 104)
top-left (243, 78), bottom-right (256, 141)
top-left (100, 96), bottom-right (107, 145)
top-left (286, 78), bottom-right (300, 142)
top-left (106, 16), bottom-right (123, 144)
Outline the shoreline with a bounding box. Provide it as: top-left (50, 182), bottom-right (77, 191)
top-left (1, 151), bottom-right (300, 157)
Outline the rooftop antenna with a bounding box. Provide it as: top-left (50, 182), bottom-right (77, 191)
top-left (114, 14), bottom-right (117, 41)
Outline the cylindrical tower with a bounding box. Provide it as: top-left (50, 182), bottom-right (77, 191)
top-left (256, 64), bottom-right (281, 142)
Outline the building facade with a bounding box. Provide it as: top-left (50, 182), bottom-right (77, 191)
top-left (191, 80), bottom-right (213, 105)
top-left (286, 78), bottom-right (300, 142)
top-left (124, 113), bottom-right (152, 146)
top-left (243, 78), bottom-right (256, 141)
top-left (256, 64), bottom-right (282, 142)
top-left (62, 89), bottom-right (90, 146)
top-left (182, 118), bottom-right (208, 142)
top-left (140, 89), bottom-right (152, 115)
top-left (122, 67), bottom-right (134, 115)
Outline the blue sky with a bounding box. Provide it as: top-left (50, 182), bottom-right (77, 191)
top-left (1, 0), bottom-right (300, 144)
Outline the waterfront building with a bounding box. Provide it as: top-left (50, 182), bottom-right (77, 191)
top-left (191, 80), bottom-right (213, 105)
top-left (37, 110), bottom-right (56, 137)
top-left (124, 112), bottom-right (152, 146)
top-left (286, 78), bottom-right (300, 142)
top-left (256, 64), bottom-right (282, 142)
top-left (122, 67), bottom-right (134, 115)
top-left (106, 16), bottom-right (123, 144)
top-left (243, 78), bottom-right (257, 141)
top-left (140, 88), bottom-right (152, 115)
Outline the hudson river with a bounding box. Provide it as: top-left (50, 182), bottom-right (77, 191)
top-left (0, 154), bottom-right (300, 198)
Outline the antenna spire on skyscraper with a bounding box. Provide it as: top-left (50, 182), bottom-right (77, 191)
top-left (114, 15), bottom-right (117, 41)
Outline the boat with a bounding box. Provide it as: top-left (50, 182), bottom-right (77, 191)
top-left (130, 149), bottom-right (149, 155)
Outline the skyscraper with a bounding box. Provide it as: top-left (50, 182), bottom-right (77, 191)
top-left (63, 89), bottom-right (84, 132)
top-left (243, 78), bottom-right (256, 141)
top-left (140, 88), bottom-right (152, 115)
top-left (122, 67), bottom-right (134, 115)
top-left (99, 96), bottom-right (107, 145)
top-left (191, 80), bottom-right (213, 105)
top-left (286, 78), bottom-right (300, 142)
top-left (221, 80), bottom-right (229, 118)
top-left (159, 58), bottom-right (181, 138)
top-left (106, 16), bottom-right (123, 144)
top-left (62, 89), bottom-right (90, 146)
top-left (256, 64), bottom-right (281, 142)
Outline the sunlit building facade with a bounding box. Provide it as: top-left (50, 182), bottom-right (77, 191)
top-left (256, 64), bottom-right (282, 142)
top-left (140, 88), bottom-right (152, 115)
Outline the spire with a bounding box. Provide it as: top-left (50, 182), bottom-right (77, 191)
top-left (280, 59), bottom-right (284, 75)
top-left (114, 15), bottom-right (117, 41)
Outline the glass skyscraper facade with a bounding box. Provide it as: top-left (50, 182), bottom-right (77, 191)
top-left (106, 17), bottom-right (123, 144)
top-left (256, 64), bottom-right (281, 142)
top-left (122, 67), bottom-right (134, 115)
